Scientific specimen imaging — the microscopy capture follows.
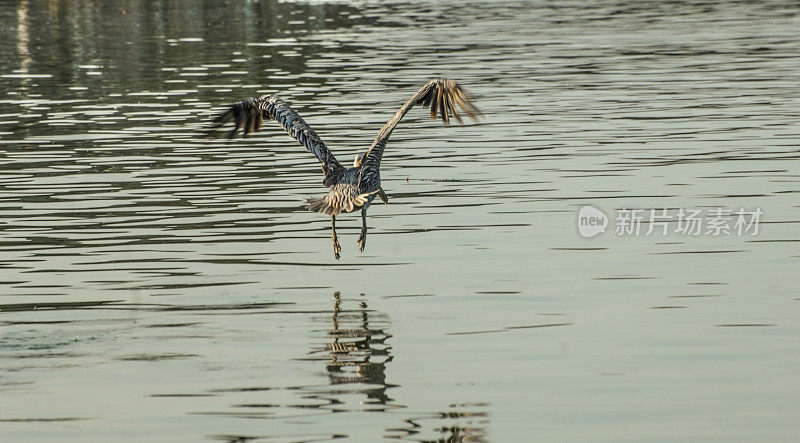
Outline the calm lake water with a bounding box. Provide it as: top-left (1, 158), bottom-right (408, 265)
top-left (1, 0), bottom-right (799, 441)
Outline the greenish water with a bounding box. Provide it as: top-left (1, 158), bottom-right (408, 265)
top-left (1, 1), bottom-right (799, 441)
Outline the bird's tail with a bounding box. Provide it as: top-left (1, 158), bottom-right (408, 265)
top-left (305, 196), bottom-right (330, 214)
top-left (305, 191), bottom-right (379, 215)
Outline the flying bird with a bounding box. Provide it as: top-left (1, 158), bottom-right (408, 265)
top-left (206, 78), bottom-right (481, 259)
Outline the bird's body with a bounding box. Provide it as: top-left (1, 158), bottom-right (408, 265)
top-left (206, 78), bottom-right (480, 259)
top-left (306, 166), bottom-right (382, 216)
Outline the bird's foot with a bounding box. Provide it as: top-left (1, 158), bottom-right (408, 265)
top-left (332, 239), bottom-right (342, 260)
top-left (357, 232), bottom-right (366, 253)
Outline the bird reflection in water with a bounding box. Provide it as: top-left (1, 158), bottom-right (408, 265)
top-left (305, 291), bottom-right (397, 411)
top-left (384, 402), bottom-right (490, 442)
top-left (308, 292), bottom-right (490, 441)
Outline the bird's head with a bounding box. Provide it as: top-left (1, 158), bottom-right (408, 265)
top-left (353, 153), bottom-right (365, 168)
top-left (322, 164), bottom-right (341, 187)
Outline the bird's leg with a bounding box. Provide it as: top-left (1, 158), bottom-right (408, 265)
top-left (357, 208), bottom-right (367, 252)
top-left (331, 215), bottom-right (341, 260)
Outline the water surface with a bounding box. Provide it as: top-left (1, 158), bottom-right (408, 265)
top-left (1, 1), bottom-right (799, 441)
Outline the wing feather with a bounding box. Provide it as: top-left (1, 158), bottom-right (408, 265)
top-left (206, 95), bottom-right (343, 172)
top-left (360, 78), bottom-right (481, 175)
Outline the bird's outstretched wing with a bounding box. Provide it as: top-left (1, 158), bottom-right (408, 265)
top-left (207, 95), bottom-right (343, 172)
top-left (360, 78), bottom-right (481, 173)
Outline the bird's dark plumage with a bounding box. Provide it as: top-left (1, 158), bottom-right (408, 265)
top-left (206, 78), bottom-right (481, 259)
